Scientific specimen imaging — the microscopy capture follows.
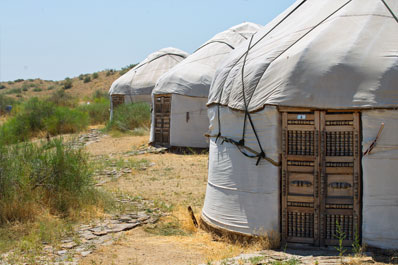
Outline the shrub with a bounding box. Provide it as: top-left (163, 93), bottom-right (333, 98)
top-left (14, 79), bottom-right (24, 83)
top-left (119, 64), bottom-right (137, 76)
top-left (22, 84), bottom-right (29, 91)
top-left (47, 85), bottom-right (56, 90)
top-left (0, 94), bottom-right (15, 114)
top-left (44, 107), bottom-right (88, 135)
top-left (83, 76), bottom-right (91, 83)
top-left (106, 69), bottom-right (115, 76)
top-left (92, 72), bottom-right (99, 79)
top-left (32, 87), bottom-right (42, 92)
top-left (78, 98), bottom-right (109, 125)
top-left (0, 98), bottom-right (87, 144)
top-left (48, 89), bottom-right (75, 107)
top-left (0, 85), bottom-right (5, 90)
top-left (63, 78), bottom-right (72, 89)
top-left (6, 88), bottom-right (22, 94)
top-left (78, 74), bottom-right (84, 80)
top-left (7, 81), bottom-right (13, 85)
top-left (107, 102), bottom-right (150, 132)
top-left (0, 139), bottom-right (96, 223)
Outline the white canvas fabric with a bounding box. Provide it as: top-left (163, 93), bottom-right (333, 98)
top-left (208, 0), bottom-right (398, 112)
top-left (109, 47), bottom-right (189, 97)
top-left (152, 22), bottom-right (261, 98)
top-left (202, 105), bottom-right (280, 235)
top-left (362, 109), bottom-right (398, 249)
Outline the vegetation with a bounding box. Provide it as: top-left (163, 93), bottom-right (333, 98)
top-left (83, 76), bottom-right (91, 83)
top-left (0, 97), bottom-right (88, 145)
top-left (0, 85), bottom-right (6, 90)
top-left (334, 221), bottom-right (347, 257)
top-left (77, 90), bottom-right (110, 124)
top-left (107, 102), bottom-right (150, 133)
top-left (119, 64), bottom-right (137, 76)
top-left (14, 79), bottom-right (24, 83)
top-left (92, 72), bottom-right (99, 79)
top-left (63, 77), bottom-right (73, 89)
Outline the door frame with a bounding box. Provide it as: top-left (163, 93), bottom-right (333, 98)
top-left (154, 94), bottom-right (171, 146)
top-left (279, 107), bottom-right (362, 247)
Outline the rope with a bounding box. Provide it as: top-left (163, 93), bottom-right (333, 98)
top-left (381, 0), bottom-right (398, 23)
top-left (194, 40), bottom-right (235, 53)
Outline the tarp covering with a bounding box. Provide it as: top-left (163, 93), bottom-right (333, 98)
top-left (362, 109), bottom-right (398, 249)
top-left (202, 105), bottom-right (280, 235)
top-left (208, 0), bottom-right (398, 112)
top-left (152, 22), bottom-right (261, 98)
top-left (109, 47), bottom-right (189, 96)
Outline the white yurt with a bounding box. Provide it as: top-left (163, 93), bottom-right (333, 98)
top-left (108, 47), bottom-right (189, 118)
top-left (201, 0), bottom-right (398, 249)
top-left (150, 22), bottom-right (261, 148)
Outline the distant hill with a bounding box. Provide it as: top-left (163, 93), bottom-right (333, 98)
top-left (0, 65), bottom-right (136, 101)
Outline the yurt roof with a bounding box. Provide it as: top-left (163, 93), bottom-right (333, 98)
top-left (208, 0), bottom-right (398, 112)
top-left (152, 22), bottom-right (261, 98)
top-left (109, 47), bottom-right (189, 96)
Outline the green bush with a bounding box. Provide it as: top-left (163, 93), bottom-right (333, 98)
top-left (78, 74), bottom-right (84, 80)
top-left (48, 89), bottom-right (76, 107)
top-left (0, 98), bottom-right (88, 145)
top-left (5, 88), bottom-right (22, 94)
top-left (44, 107), bottom-right (88, 135)
top-left (0, 85), bottom-right (5, 90)
top-left (63, 78), bottom-right (72, 89)
top-left (47, 85), bottom-right (56, 90)
top-left (32, 87), bottom-right (42, 92)
top-left (92, 72), bottom-right (99, 79)
top-left (107, 102), bottom-right (150, 132)
top-left (106, 69), bottom-right (115, 76)
top-left (22, 84), bottom-right (29, 91)
top-left (0, 139), bottom-right (96, 223)
top-left (14, 79), bottom-right (24, 83)
top-left (78, 98), bottom-right (109, 125)
top-left (83, 76), bottom-right (91, 83)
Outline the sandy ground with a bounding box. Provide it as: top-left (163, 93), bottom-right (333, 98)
top-left (81, 133), bottom-right (229, 265)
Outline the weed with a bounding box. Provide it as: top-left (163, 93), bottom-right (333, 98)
top-left (249, 255), bottom-right (264, 264)
top-left (334, 220), bottom-right (347, 257)
top-left (352, 227), bottom-right (362, 256)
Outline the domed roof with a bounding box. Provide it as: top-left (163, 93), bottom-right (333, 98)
top-left (109, 47), bottom-right (189, 96)
top-left (208, 0), bottom-right (398, 111)
top-left (152, 22), bottom-right (261, 97)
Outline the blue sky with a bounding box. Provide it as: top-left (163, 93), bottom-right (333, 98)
top-left (0, 0), bottom-right (296, 81)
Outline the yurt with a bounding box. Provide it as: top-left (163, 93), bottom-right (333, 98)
top-left (108, 47), bottom-right (189, 118)
top-left (150, 22), bottom-right (261, 148)
top-left (202, 0), bottom-right (398, 249)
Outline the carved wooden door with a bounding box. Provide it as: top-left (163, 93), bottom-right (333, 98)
top-left (281, 110), bottom-right (361, 247)
top-left (154, 95), bottom-right (171, 145)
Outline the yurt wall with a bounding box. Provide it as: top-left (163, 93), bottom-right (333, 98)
top-left (202, 105), bottom-right (280, 235)
top-left (362, 109), bottom-right (398, 249)
top-left (169, 94), bottom-right (208, 148)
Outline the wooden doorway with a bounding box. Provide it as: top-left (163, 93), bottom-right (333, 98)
top-left (281, 109), bottom-right (361, 247)
top-left (154, 95), bottom-right (171, 146)
top-left (111, 94), bottom-right (125, 108)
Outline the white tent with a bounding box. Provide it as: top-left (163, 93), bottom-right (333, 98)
top-left (150, 22), bottom-right (261, 148)
top-left (202, 0), bottom-right (398, 249)
top-left (108, 47), bottom-right (189, 117)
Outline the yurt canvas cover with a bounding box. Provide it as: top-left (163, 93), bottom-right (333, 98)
top-left (150, 22), bottom-right (261, 148)
top-left (108, 47), bottom-right (188, 113)
top-left (202, 0), bottom-right (398, 249)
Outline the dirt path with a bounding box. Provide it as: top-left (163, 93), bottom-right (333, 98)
top-left (81, 228), bottom-right (205, 265)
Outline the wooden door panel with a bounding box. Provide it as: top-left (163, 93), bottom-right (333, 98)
top-left (282, 110), bottom-right (361, 247)
top-left (154, 95), bottom-right (171, 145)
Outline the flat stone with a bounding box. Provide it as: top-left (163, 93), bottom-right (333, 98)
top-left (92, 230), bottom-right (109, 236)
top-left (111, 223), bottom-right (139, 233)
top-left (80, 231), bottom-right (97, 240)
top-left (118, 215), bottom-right (134, 222)
top-left (57, 250), bottom-right (67, 255)
top-left (61, 242), bottom-right (77, 249)
top-left (80, 251), bottom-right (92, 257)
